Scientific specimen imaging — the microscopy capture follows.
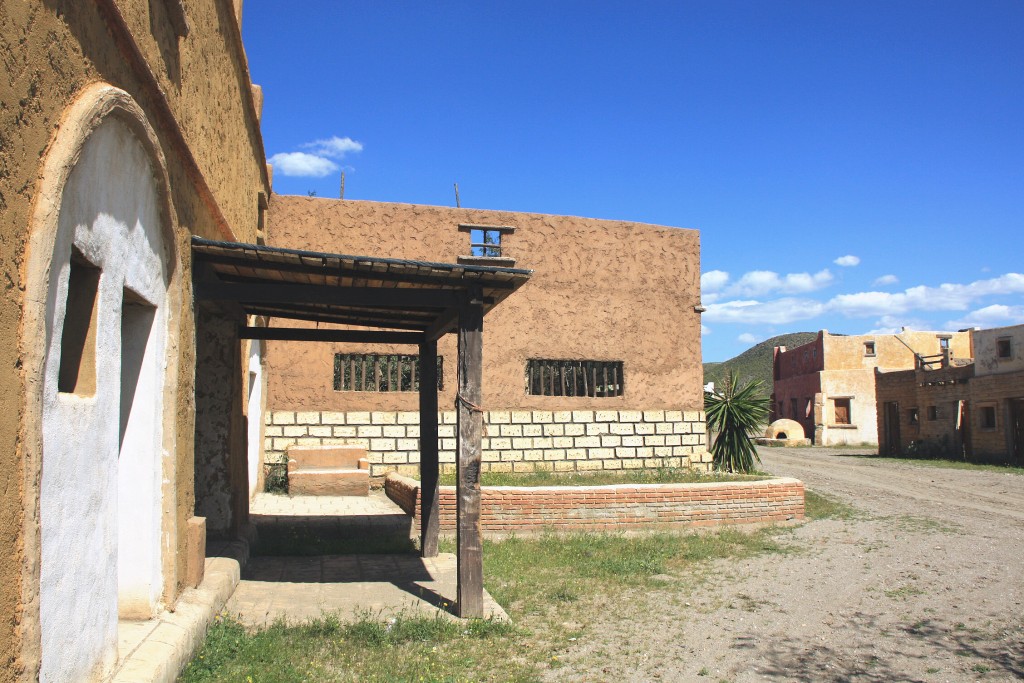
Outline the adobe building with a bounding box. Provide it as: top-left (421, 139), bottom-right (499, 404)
top-left (262, 197), bottom-right (708, 479)
top-left (877, 324), bottom-right (1024, 463)
top-left (2, 2), bottom-right (708, 679)
top-left (2, 1), bottom-right (270, 679)
top-left (771, 329), bottom-right (971, 446)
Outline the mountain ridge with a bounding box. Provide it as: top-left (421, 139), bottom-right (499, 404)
top-left (703, 332), bottom-right (818, 394)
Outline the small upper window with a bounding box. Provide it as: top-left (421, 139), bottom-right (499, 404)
top-left (927, 406), bottom-right (939, 421)
top-left (864, 341), bottom-right (876, 357)
top-left (938, 336), bottom-right (951, 351)
top-left (471, 228), bottom-right (503, 257)
top-left (997, 338), bottom-right (1012, 360)
top-left (908, 407), bottom-right (919, 425)
top-left (458, 224), bottom-right (515, 262)
top-left (980, 405), bottom-right (997, 430)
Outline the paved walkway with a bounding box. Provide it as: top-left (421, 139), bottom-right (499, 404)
top-left (226, 492), bottom-right (508, 625)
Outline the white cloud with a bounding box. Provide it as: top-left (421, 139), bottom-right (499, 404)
top-left (302, 136), bottom-right (364, 159)
top-left (726, 269), bottom-right (833, 297)
top-left (702, 272), bottom-right (1024, 330)
top-left (269, 135), bottom-right (364, 178)
top-left (945, 304), bottom-right (1024, 331)
top-left (872, 274), bottom-right (899, 287)
top-left (701, 270), bottom-right (730, 293)
top-left (834, 255), bottom-right (860, 267)
top-left (829, 274), bottom-right (1024, 318)
top-left (701, 324), bottom-right (711, 337)
top-left (268, 152), bottom-right (339, 177)
top-left (737, 332), bottom-right (758, 344)
top-left (703, 298), bottom-right (826, 325)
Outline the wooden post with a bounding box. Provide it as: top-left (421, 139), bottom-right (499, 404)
top-left (456, 291), bottom-right (484, 618)
top-left (419, 340), bottom-right (440, 558)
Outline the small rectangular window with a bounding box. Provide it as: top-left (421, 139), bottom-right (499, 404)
top-left (790, 398), bottom-right (798, 418)
top-left (980, 406), bottom-right (997, 429)
top-left (526, 359), bottom-right (623, 397)
top-left (997, 338), bottom-right (1012, 360)
top-left (833, 398), bottom-right (851, 425)
top-left (333, 353), bottom-right (442, 392)
top-left (470, 228), bottom-right (503, 257)
top-left (927, 406), bottom-right (939, 421)
top-left (58, 252), bottom-right (101, 395)
top-left (938, 336), bottom-right (951, 351)
top-left (908, 407), bottom-right (919, 425)
top-left (864, 341), bottom-right (876, 357)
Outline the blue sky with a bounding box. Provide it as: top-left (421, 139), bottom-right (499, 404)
top-left (242, 1), bottom-right (1024, 362)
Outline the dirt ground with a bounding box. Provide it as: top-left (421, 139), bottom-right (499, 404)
top-left (546, 447), bottom-right (1024, 682)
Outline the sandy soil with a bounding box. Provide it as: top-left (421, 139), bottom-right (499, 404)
top-left (546, 447), bottom-right (1024, 682)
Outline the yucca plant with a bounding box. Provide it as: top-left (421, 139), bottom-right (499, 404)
top-left (704, 371), bottom-right (770, 473)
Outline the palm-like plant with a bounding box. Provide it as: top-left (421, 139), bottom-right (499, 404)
top-left (704, 371), bottom-right (770, 473)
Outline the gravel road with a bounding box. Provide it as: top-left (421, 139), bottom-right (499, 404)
top-left (547, 447), bottom-right (1024, 682)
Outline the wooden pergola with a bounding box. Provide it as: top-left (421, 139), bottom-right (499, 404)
top-left (191, 237), bottom-right (532, 617)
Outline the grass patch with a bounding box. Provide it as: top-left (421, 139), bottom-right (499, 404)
top-left (186, 527), bottom-right (789, 680)
top-left (804, 489), bottom-right (857, 520)
top-left (438, 467), bottom-right (767, 487)
top-left (255, 525), bottom-right (417, 557)
top-left (180, 612), bottom-right (520, 683)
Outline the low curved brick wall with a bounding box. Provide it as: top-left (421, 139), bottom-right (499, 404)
top-left (384, 473), bottom-right (804, 534)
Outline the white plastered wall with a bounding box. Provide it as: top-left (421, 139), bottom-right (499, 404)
top-left (247, 337), bottom-right (265, 498)
top-left (37, 114), bottom-right (170, 681)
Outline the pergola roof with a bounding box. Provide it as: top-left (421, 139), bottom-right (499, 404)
top-left (192, 237), bottom-right (532, 340)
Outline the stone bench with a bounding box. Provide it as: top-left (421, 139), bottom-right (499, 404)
top-left (286, 445), bottom-right (370, 496)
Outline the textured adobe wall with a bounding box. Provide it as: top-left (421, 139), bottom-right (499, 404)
top-left (1, 2), bottom-right (266, 678)
top-left (265, 197), bottom-right (703, 412)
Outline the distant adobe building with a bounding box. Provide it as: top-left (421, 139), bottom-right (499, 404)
top-left (771, 329), bottom-right (972, 446)
top-left (262, 197), bottom-right (708, 477)
top-left (876, 324), bottom-right (1024, 463)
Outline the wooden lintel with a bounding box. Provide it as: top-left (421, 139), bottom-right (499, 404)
top-left (424, 307), bottom-right (461, 342)
top-left (455, 298), bottom-right (484, 618)
top-left (194, 280), bottom-right (461, 310)
top-left (237, 327), bottom-right (423, 345)
top-left (419, 340), bottom-right (441, 558)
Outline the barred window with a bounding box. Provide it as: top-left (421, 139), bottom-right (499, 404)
top-left (525, 359), bottom-right (624, 397)
top-left (333, 353), bottom-right (443, 392)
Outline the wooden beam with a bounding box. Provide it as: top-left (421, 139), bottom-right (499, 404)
top-left (193, 252), bottom-right (521, 289)
top-left (419, 341), bottom-right (441, 558)
top-left (237, 327), bottom-right (423, 344)
top-left (424, 306), bottom-right (461, 342)
top-left (456, 294), bottom-right (485, 618)
top-left (195, 281), bottom-right (461, 309)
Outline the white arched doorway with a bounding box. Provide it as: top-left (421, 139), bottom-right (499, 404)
top-left (22, 85), bottom-right (177, 682)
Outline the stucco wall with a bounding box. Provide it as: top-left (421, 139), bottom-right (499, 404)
top-left (1, 2), bottom-right (266, 678)
top-left (264, 197), bottom-right (703, 413)
top-left (972, 324), bottom-right (1024, 376)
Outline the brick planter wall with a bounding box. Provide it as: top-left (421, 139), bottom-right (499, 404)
top-left (265, 409), bottom-right (709, 477)
top-left (384, 473), bottom-right (805, 534)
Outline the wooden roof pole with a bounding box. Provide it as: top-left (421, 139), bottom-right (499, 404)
top-left (456, 290), bottom-right (485, 618)
top-left (419, 340), bottom-right (440, 558)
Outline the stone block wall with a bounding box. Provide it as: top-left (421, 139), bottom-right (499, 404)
top-left (264, 409), bottom-right (709, 478)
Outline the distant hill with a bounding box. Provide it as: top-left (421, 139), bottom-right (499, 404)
top-left (703, 332), bottom-right (818, 395)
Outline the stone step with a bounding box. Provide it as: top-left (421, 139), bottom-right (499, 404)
top-left (288, 468), bottom-right (370, 497)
